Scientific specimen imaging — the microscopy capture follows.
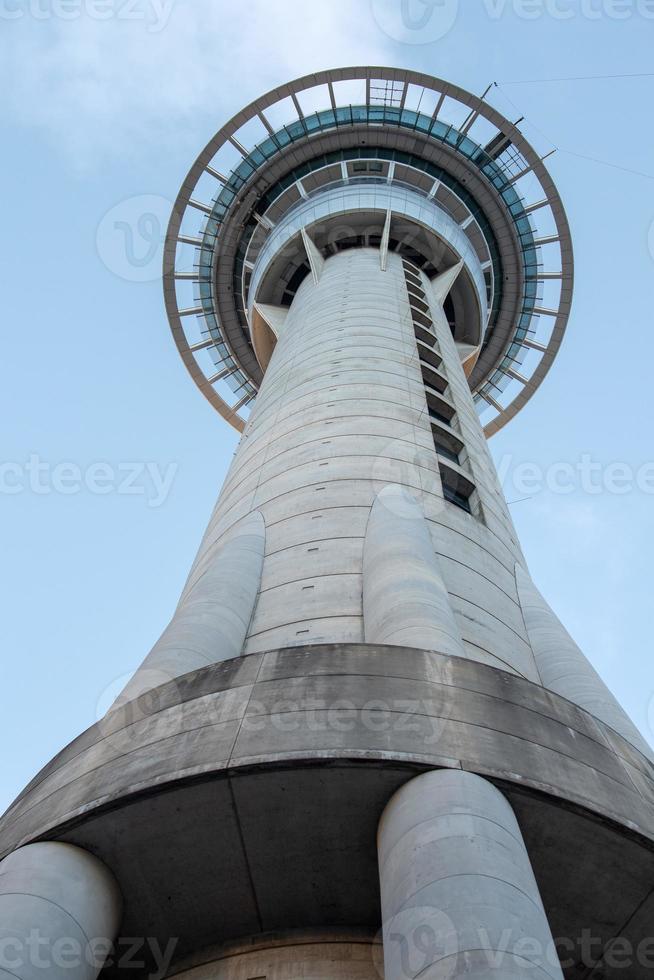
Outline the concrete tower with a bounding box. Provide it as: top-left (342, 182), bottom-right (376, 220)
top-left (2, 68), bottom-right (653, 980)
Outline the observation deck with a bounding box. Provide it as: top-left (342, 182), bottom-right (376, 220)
top-left (164, 67), bottom-right (573, 436)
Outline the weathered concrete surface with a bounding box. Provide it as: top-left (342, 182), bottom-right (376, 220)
top-left (1, 646), bottom-right (654, 977)
top-left (379, 769), bottom-right (564, 979)
top-left (4, 645), bottom-right (653, 855)
top-left (0, 842), bottom-right (121, 980)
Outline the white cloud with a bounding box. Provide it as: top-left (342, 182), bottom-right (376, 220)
top-left (0, 0), bottom-right (395, 166)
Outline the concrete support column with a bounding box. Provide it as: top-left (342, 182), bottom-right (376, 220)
top-left (378, 769), bottom-right (563, 979)
top-left (116, 510), bottom-right (265, 703)
top-left (0, 842), bottom-right (122, 980)
top-left (364, 484), bottom-right (467, 658)
top-left (515, 563), bottom-right (654, 761)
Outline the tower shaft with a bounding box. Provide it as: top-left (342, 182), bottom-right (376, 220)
top-left (125, 247), bottom-right (537, 703)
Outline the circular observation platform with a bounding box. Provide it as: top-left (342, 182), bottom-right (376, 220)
top-left (164, 67), bottom-right (573, 437)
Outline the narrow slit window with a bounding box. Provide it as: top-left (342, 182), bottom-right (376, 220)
top-left (439, 463), bottom-right (475, 515)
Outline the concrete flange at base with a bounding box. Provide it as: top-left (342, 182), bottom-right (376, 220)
top-left (2, 645), bottom-right (654, 978)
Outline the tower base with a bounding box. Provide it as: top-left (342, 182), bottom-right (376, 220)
top-left (1, 645), bottom-right (653, 978)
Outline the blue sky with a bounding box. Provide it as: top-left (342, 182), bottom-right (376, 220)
top-left (2, 0), bottom-right (654, 813)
